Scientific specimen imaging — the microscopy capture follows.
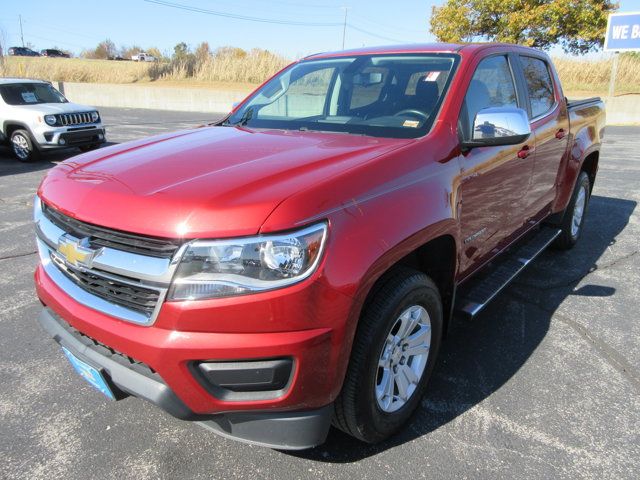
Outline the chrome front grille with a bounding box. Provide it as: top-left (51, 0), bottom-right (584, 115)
top-left (42, 203), bottom-right (182, 258)
top-left (51, 254), bottom-right (160, 315)
top-left (34, 198), bottom-right (185, 325)
top-left (56, 112), bottom-right (94, 126)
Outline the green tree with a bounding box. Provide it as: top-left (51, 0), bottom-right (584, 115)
top-left (94, 39), bottom-right (116, 59)
top-left (430, 0), bottom-right (619, 54)
top-left (172, 42), bottom-right (190, 61)
top-left (146, 47), bottom-right (164, 61)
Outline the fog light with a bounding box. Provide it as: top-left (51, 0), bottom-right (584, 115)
top-left (59, 138), bottom-right (66, 145)
top-left (98, 133), bottom-right (104, 140)
top-left (195, 358), bottom-right (293, 393)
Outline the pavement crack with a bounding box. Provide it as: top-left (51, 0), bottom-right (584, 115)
top-left (0, 251), bottom-right (37, 261)
top-left (503, 290), bottom-right (640, 392)
top-left (514, 250), bottom-right (638, 291)
top-left (553, 311), bottom-right (640, 392)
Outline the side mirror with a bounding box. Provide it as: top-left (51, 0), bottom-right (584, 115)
top-left (462, 107), bottom-right (531, 149)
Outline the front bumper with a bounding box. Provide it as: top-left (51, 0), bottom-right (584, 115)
top-left (33, 124), bottom-right (106, 149)
top-left (38, 307), bottom-right (333, 449)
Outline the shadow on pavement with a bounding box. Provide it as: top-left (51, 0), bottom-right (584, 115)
top-left (0, 143), bottom-right (117, 178)
top-left (289, 194), bottom-right (636, 462)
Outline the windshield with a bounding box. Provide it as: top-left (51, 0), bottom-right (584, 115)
top-left (224, 54), bottom-right (459, 138)
top-left (0, 83), bottom-right (68, 105)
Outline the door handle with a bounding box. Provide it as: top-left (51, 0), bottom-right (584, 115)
top-left (555, 128), bottom-right (566, 139)
top-left (517, 145), bottom-right (533, 159)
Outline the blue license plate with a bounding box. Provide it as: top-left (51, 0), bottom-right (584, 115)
top-left (61, 346), bottom-right (115, 400)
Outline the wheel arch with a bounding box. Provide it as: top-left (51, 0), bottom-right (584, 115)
top-left (581, 150), bottom-right (599, 194)
top-left (3, 121), bottom-right (33, 138)
top-left (357, 233), bottom-right (458, 338)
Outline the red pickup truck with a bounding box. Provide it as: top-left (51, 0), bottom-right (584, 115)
top-left (34, 43), bottom-right (605, 449)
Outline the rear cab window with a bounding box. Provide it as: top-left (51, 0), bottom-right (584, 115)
top-left (519, 56), bottom-right (556, 119)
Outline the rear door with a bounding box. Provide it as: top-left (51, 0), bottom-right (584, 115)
top-left (457, 53), bottom-right (535, 278)
top-left (516, 55), bottom-right (569, 216)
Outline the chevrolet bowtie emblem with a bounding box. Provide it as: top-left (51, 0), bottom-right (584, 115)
top-left (56, 236), bottom-right (99, 268)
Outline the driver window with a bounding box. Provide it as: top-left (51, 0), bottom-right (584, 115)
top-left (460, 55), bottom-right (517, 141)
top-left (259, 67), bottom-right (335, 118)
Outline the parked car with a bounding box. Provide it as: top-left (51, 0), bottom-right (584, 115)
top-left (40, 49), bottom-right (70, 58)
top-left (0, 78), bottom-right (105, 161)
top-left (33, 43), bottom-right (605, 449)
top-left (7, 46), bottom-right (40, 57)
top-left (131, 51), bottom-right (156, 62)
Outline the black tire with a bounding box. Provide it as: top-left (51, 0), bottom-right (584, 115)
top-left (78, 144), bottom-right (101, 153)
top-left (10, 129), bottom-right (40, 162)
top-left (333, 267), bottom-right (443, 443)
top-left (553, 171), bottom-right (590, 250)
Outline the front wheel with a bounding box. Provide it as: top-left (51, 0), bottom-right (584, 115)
top-left (553, 171), bottom-right (590, 250)
top-left (333, 267), bottom-right (443, 443)
top-left (78, 144), bottom-right (101, 153)
top-left (11, 129), bottom-right (40, 162)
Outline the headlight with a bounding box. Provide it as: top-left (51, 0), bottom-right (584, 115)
top-left (90, 111), bottom-right (100, 122)
top-left (44, 114), bottom-right (57, 126)
top-left (168, 222), bottom-right (328, 301)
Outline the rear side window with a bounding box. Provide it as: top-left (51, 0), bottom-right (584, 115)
top-left (460, 55), bottom-right (518, 141)
top-left (520, 56), bottom-right (555, 118)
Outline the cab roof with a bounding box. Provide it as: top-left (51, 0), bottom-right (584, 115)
top-left (304, 42), bottom-right (536, 60)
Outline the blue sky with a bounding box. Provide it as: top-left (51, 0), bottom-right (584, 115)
top-left (0, 0), bottom-right (637, 59)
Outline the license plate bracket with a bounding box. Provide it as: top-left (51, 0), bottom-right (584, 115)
top-left (61, 346), bottom-right (115, 400)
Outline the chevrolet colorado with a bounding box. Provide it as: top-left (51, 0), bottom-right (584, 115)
top-left (33, 43), bottom-right (605, 449)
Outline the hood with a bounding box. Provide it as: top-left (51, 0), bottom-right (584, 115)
top-left (16, 102), bottom-right (97, 114)
top-left (39, 126), bottom-right (411, 239)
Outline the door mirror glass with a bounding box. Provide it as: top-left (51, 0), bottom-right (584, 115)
top-left (463, 107), bottom-right (531, 148)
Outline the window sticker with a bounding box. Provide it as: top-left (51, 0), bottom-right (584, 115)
top-left (403, 120), bottom-right (420, 128)
top-left (21, 92), bottom-right (38, 103)
top-left (425, 71), bottom-right (440, 81)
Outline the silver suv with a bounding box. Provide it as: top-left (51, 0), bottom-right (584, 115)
top-left (0, 78), bottom-right (106, 162)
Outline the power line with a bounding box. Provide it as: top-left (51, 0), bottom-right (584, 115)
top-left (346, 24), bottom-right (409, 44)
top-left (144, 0), bottom-right (342, 27)
top-left (349, 12), bottom-right (427, 35)
top-left (143, 0), bottom-right (412, 45)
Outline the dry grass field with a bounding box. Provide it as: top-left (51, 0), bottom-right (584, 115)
top-left (554, 55), bottom-right (640, 97)
top-left (1, 52), bottom-right (639, 97)
top-left (0, 49), bottom-right (289, 86)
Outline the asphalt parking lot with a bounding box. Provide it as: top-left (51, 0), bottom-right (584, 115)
top-left (0, 108), bottom-right (638, 479)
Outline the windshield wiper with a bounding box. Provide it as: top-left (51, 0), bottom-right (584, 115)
top-left (228, 106), bottom-right (254, 127)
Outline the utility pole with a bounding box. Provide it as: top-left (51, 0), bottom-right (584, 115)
top-left (608, 51), bottom-right (619, 98)
top-left (19, 15), bottom-right (24, 47)
top-left (341, 7), bottom-right (349, 50)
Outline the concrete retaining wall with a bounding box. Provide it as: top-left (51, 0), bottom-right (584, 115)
top-left (602, 96), bottom-right (640, 125)
top-left (61, 82), bottom-right (252, 114)
top-left (59, 82), bottom-right (639, 125)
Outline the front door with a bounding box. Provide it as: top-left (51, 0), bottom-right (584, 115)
top-left (457, 54), bottom-right (535, 278)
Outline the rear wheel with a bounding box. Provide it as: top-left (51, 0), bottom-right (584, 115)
top-left (11, 129), bottom-right (40, 162)
top-left (333, 267), bottom-right (442, 443)
top-left (553, 171), bottom-right (590, 250)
